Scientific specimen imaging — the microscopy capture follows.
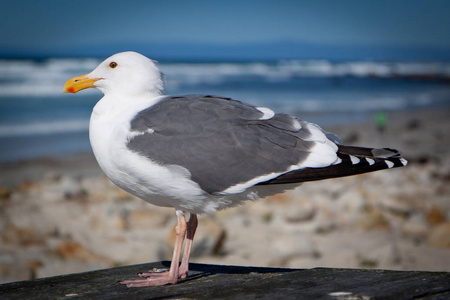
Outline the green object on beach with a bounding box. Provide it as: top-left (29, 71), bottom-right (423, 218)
top-left (375, 111), bottom-right (387, 132)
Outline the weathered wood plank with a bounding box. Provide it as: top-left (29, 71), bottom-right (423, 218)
top-left (1, 262), bottom-right (449, 299)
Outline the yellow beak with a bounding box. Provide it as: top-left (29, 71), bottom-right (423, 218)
top-left (63, 74), bottom-right (101, 93)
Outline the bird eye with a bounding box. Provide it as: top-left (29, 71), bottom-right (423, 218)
top-left (109, 62), bottom-right (118, 69)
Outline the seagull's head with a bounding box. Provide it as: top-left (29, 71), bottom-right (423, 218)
top-left (63, 51), bottom-right (164, 97)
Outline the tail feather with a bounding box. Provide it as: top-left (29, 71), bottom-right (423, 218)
top-left (260, 145), bottom-right (407, 185)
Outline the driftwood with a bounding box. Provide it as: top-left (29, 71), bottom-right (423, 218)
top-left (1, 262), bottom-right (449, 299)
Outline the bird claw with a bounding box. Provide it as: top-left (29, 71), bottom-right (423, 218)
top-left (120, 276), bottom-right (178, 287)
top-left (138, 270), bottom-right (169, 278)
top-left (122, 268), bottom-right (190, 287)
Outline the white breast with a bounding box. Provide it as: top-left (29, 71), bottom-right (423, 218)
top-left (88, 95), bottom-right (212, 211)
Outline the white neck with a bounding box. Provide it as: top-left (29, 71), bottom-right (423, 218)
top-left (89, 93), bottom-right (166, 180)
top-left (92, 91), bottom-right (163, 120)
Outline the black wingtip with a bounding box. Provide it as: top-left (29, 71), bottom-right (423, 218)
top-left (259, 145), bottom-right (407, 186)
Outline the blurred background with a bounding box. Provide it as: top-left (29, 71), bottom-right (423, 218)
top-left (1, 0), bottom-right (449, 284)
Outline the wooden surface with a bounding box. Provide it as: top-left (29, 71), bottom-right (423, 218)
top-left (1, 262), bottom-right (449, 299)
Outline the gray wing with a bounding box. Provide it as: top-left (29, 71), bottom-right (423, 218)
top-left (127, 95), bottom-right (331, 194)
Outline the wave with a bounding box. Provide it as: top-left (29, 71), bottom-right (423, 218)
top-left (1, 58), bottom-right (450, 97)
top-left (163, 60), bottom-right (450, 88)
top-left (259, 93), bottom-right (446, 114)
top-left (0, 119), bottom-right (89, 137)
top-left (0, 58), bottom-right (100, 97)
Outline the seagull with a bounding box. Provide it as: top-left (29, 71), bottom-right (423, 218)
top-left (63, 51), bottom-right (407, 287)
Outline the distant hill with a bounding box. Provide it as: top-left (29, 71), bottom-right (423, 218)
top-left (2, 40), bottom-right (450, 61)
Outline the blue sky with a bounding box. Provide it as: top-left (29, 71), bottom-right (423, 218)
top-left (1, 0), bottom-right (450, 58)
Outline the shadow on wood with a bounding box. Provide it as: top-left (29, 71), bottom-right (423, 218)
top-left (1, 261), bottom-right (449, 299)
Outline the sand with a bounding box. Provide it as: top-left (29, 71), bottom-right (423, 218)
top-left (1, 108), bottom-right (449, 284)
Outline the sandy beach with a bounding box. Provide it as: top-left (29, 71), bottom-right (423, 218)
top-left (1, 108), bottom-right (449, 284)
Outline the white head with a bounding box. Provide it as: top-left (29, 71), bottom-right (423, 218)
top-left (63, 51), bottom-right (164, 97)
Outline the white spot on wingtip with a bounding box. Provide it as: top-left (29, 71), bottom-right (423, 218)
top-left (350, 155), bottom-right (360, 165)
top-left (256, 107), bottom-right (275, 120)
top-left (385, 160), bottom-right (394, 168)
top-left (366, 158), bottom-right (375, 165)
top-left (400, 158), bottom-right (408, 166)
top-left (333, 157), bottom-right (342, 165)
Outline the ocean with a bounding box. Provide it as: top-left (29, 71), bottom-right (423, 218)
top-left (1, 58), bottom-right (449, 163)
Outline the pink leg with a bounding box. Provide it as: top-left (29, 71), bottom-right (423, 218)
top-left (179, 213), bottom-right (198, 279)
top-left (121, 211), bottom-right (187, 287)
top-left (138, 213), bottom-right (198, 280)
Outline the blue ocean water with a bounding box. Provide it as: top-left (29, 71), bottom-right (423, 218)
top-left (1, 58), bottom-right (449, 163)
